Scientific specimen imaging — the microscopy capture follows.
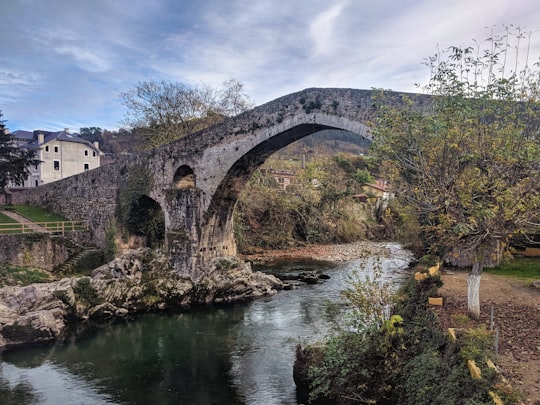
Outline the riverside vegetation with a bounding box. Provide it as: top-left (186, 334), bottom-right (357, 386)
top-left (294, 269), bottom-right (519, 404)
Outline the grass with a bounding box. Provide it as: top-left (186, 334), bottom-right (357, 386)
top-left (11, 205), bottom-right (68, 222)
top-left (0, 264), bottom-right (52, 286)
top-left (0, 212), bottom-right (17, 223)
top-left (485, 256), bottom-right (540, 281)
top-left (0, 211), bottom-right (20, 234)
top-left (0, 205), bottom-right (86, 233)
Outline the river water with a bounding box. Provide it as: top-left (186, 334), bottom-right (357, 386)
top-left (0, 243), bottom-right (412, 405)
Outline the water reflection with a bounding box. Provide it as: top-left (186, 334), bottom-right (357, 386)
top-left (0, 242), bottom-right (413, 405)
top-left (1, 309), bottom-right (245, 404)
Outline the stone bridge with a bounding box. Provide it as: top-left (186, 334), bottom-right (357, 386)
top-left (13, 88), bottom-right (428, 279)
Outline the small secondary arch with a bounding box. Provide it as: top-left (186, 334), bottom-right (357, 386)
top-left (174, 165), bottom-right (196, 189)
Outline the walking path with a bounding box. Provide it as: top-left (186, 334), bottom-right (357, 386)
top-left (0, 210), bottom-right (50, 233)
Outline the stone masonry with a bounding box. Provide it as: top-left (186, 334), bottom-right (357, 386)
top-left (12, 88), bottom-right (431, 279)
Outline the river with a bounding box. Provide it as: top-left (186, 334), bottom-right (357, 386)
top-left (0, 242), bottom-right (413, 404)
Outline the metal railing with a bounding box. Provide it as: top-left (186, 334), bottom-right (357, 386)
top-left (0, 221), bottom-right (88, 236)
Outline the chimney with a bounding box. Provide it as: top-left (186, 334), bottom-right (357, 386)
top-left (93, 141), bottom-right (99, 149)
top-left (64, 128), bottom-right (70, 133)
top-left (38, 133), bottom-right (44, 145)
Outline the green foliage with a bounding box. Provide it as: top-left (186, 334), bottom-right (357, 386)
top-left (234, 155), bottom-right (376, 251)
top-left (104, 222), bottom-right (118, 262)
top-left (372, 28), bottom-right (540, 273)
top-left (215, 258), bottom-right (238, 271)
top-left (401, 350), bottom-right (492, 405)
top-left (118, 165), bottom-right (164, 248)
top-left (0, 111), bottom-right (40, 192)
top-left (341, 265), bottom-right (395, 332)
top-left (73, 277), bottom-right (101, 306)
top-left (355, 167), bottom-right (372, 184)
top-left (303, 273), bottom-right (508, 404)
top-left (459, 326), bottom-right (495, 363)
top-left (0, 264), bottom-right (51, 286)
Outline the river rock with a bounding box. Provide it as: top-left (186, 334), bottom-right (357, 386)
top-left (0, 250), bottom-right (283, 349)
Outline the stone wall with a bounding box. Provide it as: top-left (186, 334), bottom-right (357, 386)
top-left (0, 234), bottom-right (83, 271)
top-left (11, 163), bottom-right (122, 247)
top-left (9, 88), bottom-right (432, 277)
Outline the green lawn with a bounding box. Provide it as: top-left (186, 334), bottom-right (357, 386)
top-left (0, 211), bottom-right (20, 234)
top-left (11, 205), bottom-right (68, 222)
top-left (485, 256), bottom-right (540, 281)
top-left (0, 264), bottom-right (52, 286)
top-left (0, 211), bottom-right (17, 223)
top-left (0, 205), bottom-right (85, 233)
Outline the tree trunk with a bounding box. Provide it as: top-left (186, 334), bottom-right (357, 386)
top-left (467, 253), bottom-right (484, 320)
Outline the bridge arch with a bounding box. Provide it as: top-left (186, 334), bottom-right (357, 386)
top-left (173, 165), bottom-right (196, 189)
top-left (13, 88), bottom-right (429, 278)
top-left (193, 113), bottom-right (372, 274)
top-left (126, 194), bottom-right (165, 249)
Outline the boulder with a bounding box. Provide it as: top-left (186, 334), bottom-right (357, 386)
top-left (0, 251), bottom-right (284, 349)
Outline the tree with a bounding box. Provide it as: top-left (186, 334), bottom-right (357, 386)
top-left (373, 27), bottom-right (540, 319)
top-left (120, 78), bottom-right (253, 149)
top-left (0, 112), bottom-right (40, 201)
top-left (79, 127), bottom-right (103, 144)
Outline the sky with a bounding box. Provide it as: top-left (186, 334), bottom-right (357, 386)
top-left (2, 0), bottom-right (540, 132)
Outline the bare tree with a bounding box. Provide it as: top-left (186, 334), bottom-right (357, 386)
top-left (120, 79), bottom-right (253, 149)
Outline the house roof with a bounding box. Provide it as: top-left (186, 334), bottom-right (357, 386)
top-left (15, 130), bottom-right (100, 153)
top-left (362, 180), bottom-right (388, 192)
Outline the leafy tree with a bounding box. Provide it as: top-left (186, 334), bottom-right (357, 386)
top-left (373, 27), bottom-right (540, 319)
top-left (79, 127), bottom-right (103, 144)
top-left (0, 112), bottom-right (40, 201)
top-left (120, 78), bottom-right (253, 149)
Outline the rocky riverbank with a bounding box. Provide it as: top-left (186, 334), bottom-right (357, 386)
top-left (0, 242), bottom-right (407, 350)
top-left (0, 249), bottom-right (282, 349)
top-left (241, 241), bottom-right (398, 264)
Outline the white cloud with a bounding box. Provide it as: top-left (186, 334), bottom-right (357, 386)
top-left (54, 45), bottom-right (111, 72)
top-left (310, 1), bottom-right (349, 56)
top-left (2, 0), bottom-right (540, 130)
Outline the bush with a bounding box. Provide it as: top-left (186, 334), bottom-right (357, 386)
top-left (73, 277), bottom-right (101, 307)
top-left (299, 274), bottom-right (507, 404)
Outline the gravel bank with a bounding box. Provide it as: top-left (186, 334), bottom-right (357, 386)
top-left (240, 241), bottom-right (401, 265)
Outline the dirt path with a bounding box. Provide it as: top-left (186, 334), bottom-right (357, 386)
top-left (0, 210), bottom-right (50, 233)
top-left (436, 270), bottom-right (540, 404)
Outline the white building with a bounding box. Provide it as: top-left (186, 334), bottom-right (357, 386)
top-left (10, 129), bottom-right (101, 188)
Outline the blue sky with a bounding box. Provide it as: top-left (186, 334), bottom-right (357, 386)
top-left (2, 0), bottom-right (540, 132)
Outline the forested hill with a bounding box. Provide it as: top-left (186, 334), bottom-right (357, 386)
top-left (276, 129), bottom-right (371, 158)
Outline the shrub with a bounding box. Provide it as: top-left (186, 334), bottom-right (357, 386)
top-left (73, 277), bottom-right (101, 307)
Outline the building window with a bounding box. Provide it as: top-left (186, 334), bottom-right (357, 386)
top-left (84, 163), bottom-right (89, 171)
top-left (54, 160), bottom-right (60, 171)
top-left (45, 145), bottom-right (49, 152)
top-left (35, 180), bottom-right (38, 187)
top-left (54, 146), bottom-right (59, 153)
top-left (84, 150), bottom-right (89, 156)
top-left (92, 151), bottom-right (96, 157)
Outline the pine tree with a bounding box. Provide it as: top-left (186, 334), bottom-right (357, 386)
top-left (0, 111), bottom-right (40, 201)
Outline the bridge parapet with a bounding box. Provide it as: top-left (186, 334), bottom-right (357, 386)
top-left (12, 88), bottom-right (429, 278)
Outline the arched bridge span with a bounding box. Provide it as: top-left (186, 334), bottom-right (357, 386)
top-left (13, 88), bottom-right (429, 278)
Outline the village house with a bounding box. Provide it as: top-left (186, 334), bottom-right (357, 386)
top-left (260, 168), bottom-right (298, 191)
top-left (352, 179), bottom-right (393, 216)
top-left (9, 129), bottom-right (101, 188)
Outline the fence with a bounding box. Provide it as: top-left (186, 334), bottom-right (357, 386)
top-left (0, 221), bottom-right (88, 236)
